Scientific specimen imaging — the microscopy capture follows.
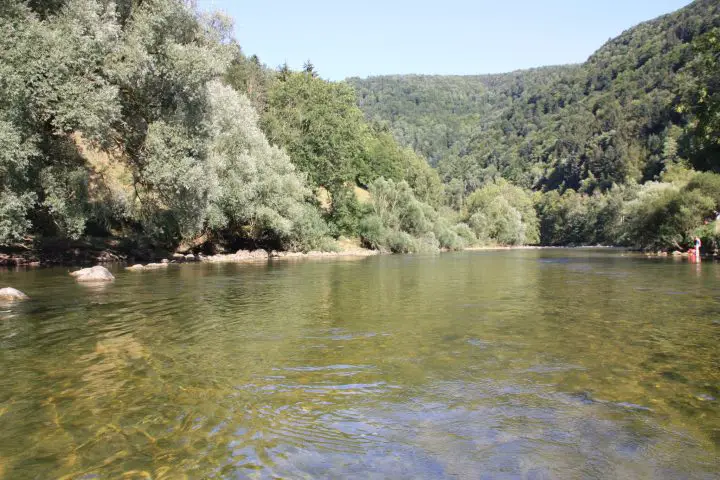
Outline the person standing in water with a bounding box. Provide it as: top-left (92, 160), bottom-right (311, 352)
top-left (694, 236), bottom-right (702, 259)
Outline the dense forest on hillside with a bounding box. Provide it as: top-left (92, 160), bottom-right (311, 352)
top-left (1, 0), bottom-right (720, 262)
top-left (0, 0), bottom-right (470, 261)
top-left (348, 0), bottom-right (720, 249)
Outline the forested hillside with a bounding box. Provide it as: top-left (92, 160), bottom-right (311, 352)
top-left (1, 0), bottom-right (719, 261)
top-left (0, 0), bottom-right (470, 261)
top-left (349, 0), bottom-right (719, 192)
top-left (348, 0), bottom-right (720, 250)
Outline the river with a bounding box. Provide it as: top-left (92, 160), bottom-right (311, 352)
top-left (0, 249), bottom-right (718, 479)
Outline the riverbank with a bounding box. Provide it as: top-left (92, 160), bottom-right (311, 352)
top-left (2, 239), bottom-right (714, 269)
top-left (0, 236), bottom-right (380, 268)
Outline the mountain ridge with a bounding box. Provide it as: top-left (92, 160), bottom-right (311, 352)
top-left (347, 0), bottom-right (720, 192)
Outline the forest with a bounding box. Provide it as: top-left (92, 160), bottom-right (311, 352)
top-left (349, 0), bottom-right (720, 251)
top-left (1, 0), bottom-right (719, 261)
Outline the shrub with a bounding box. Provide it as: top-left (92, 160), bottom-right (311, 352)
top-left (465, 179), bottom-right (538, 245)
top-left (386, 230), bottom-right (416, 253)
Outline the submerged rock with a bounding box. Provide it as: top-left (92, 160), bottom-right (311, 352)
top-left (127, 262), bottom-right (170, 271)
top-left (70, 265), bottom-right (115, 282)
top-left (144, 263), bottom-right (168, 269)
top-left (0, 287), bottom-right (29, 302)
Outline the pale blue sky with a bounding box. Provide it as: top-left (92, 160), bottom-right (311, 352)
top-left (197, 0), bottom-right (693, 80)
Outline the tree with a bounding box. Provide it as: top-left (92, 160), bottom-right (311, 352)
top-left (683, 28), bottom-right (720, 171)
top-left (261, 72), bottom-right (370, 190)
top-left (464, 179), bottom-right (539, 245)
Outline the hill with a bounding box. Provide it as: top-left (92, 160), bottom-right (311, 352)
top-left (347, 0), bottom-right (720, 194)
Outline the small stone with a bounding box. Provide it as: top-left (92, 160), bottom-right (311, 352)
top-left (161, 259), bottom-right (169, 264)
top-left (185, 254), bottom-right (196, 261)
top-left (0, 287), bottom-right (29, 301)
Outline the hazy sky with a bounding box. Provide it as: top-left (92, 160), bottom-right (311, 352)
top-left (197, 0), bottom-right (693, 80)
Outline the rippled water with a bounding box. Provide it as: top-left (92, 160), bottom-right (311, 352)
top-left (0, 250), bottom-right (718, 479)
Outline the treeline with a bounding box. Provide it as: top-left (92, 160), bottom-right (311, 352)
top-left (0, 0), bottom-right (470, 255)
top-left (2, 0), bottom-right (719, 257)
top-left (349, 0), bottom-right (720, 251)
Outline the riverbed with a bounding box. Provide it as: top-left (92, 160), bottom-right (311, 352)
top-left (0, 249), bottom-right (718, 478)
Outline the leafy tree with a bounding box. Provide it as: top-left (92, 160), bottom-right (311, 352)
top-left (464, 180), bottom-right (539, 245)
top-left (262, 72), bottom-right (370, 190)
top-left (682, 28), bottom-right (720, 171)
top-left (359, 178), bottom-right (471, 253)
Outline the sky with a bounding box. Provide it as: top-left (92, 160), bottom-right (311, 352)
top-left (197, 0), bottom-right (693, 81)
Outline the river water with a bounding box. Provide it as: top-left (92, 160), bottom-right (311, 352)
top-left (0, 249), bottom-right (718, 479)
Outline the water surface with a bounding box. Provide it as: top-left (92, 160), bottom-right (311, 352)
top-left (0, 250), bottom-right (718, 478)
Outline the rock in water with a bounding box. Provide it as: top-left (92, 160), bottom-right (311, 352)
top-left (126, 264), bottom-right (145, 271)
top-left (70, 266), bottom-right (115, 282)
top-left (0, 287), bottom-right (29, 301)
top-left (144, 263), bottom-right (168, 269)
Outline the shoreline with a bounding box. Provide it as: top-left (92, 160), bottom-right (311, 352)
top-left (4, 243), bottom-right (716, 270)
top-left (0, 243), bottom-right (627, 270)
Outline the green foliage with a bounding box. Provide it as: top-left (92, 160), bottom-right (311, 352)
top-left (451, 223), bottom-right (476, 246)
top-left (262, 72), bottom-right (370, 190)
top-left (621, 182), bottom-right (711, 250)
top-left (0, 0), bottom-right (332, 252)
top-left (349, 1), bottom-right (720, 193)
top-left (206, 81), bottom-right (330, 250)
top-left (534, 188), bottom-right (625, 246)
top-left (0, 190), bottom-right (36, 244)
top-left (682, 27), bottom-right (720, 171)
top-left (464, 180), bottom-right (539, 245)
top-left (324, 186), bottom-right (369, 238)
top-left (3, 0), bottom-right (718, 255)
top-left (39, 165), bottom-right (92, 240)
top-left (358, 178), bottom-right (471, 253)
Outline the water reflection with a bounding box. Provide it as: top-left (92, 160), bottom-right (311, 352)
top-left (0, 251), bottom-right (718, 478)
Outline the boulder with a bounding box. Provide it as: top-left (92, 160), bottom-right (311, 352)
top-left (185, 254), bottom-right (197, 262)
top-left (250, 249), bottom-right (268, 259)
top-left (172, 253), bottom-right (186, 261)
top-left (161, 259), bottom-right (170, 264)
top-left (0, 287), bottom-right (29, 302)
top-left (70, 265), bottom-right (115, 282)
top-left (144, 263), bottom-right (168, 269)
top-left (126, 264), bottom-right (145, 271)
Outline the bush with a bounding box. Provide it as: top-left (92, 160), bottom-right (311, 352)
top-left (358, 214), bottom-right (388, 250)
top-left (453, 223), bottom-right (477, 246)
top-left (436, 226), bottom-right (464, 250)
top-left (386, 230), bottom-right (416, 253)
top-left (416, 232), bottom-right (440, 253)
top-left (465, 179), bottom-right (538, 245)
top-left (620, 179), bottom-right (716, 250)
top-left (325, 186), bottom-right (369, 237)
top-left (0, 190), bottom-right (36, 245)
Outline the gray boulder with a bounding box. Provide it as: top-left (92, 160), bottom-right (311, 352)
top-left (70, 265), bottom-right (115, 282)
top-left (0, 287), bottom-right (29, 302)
